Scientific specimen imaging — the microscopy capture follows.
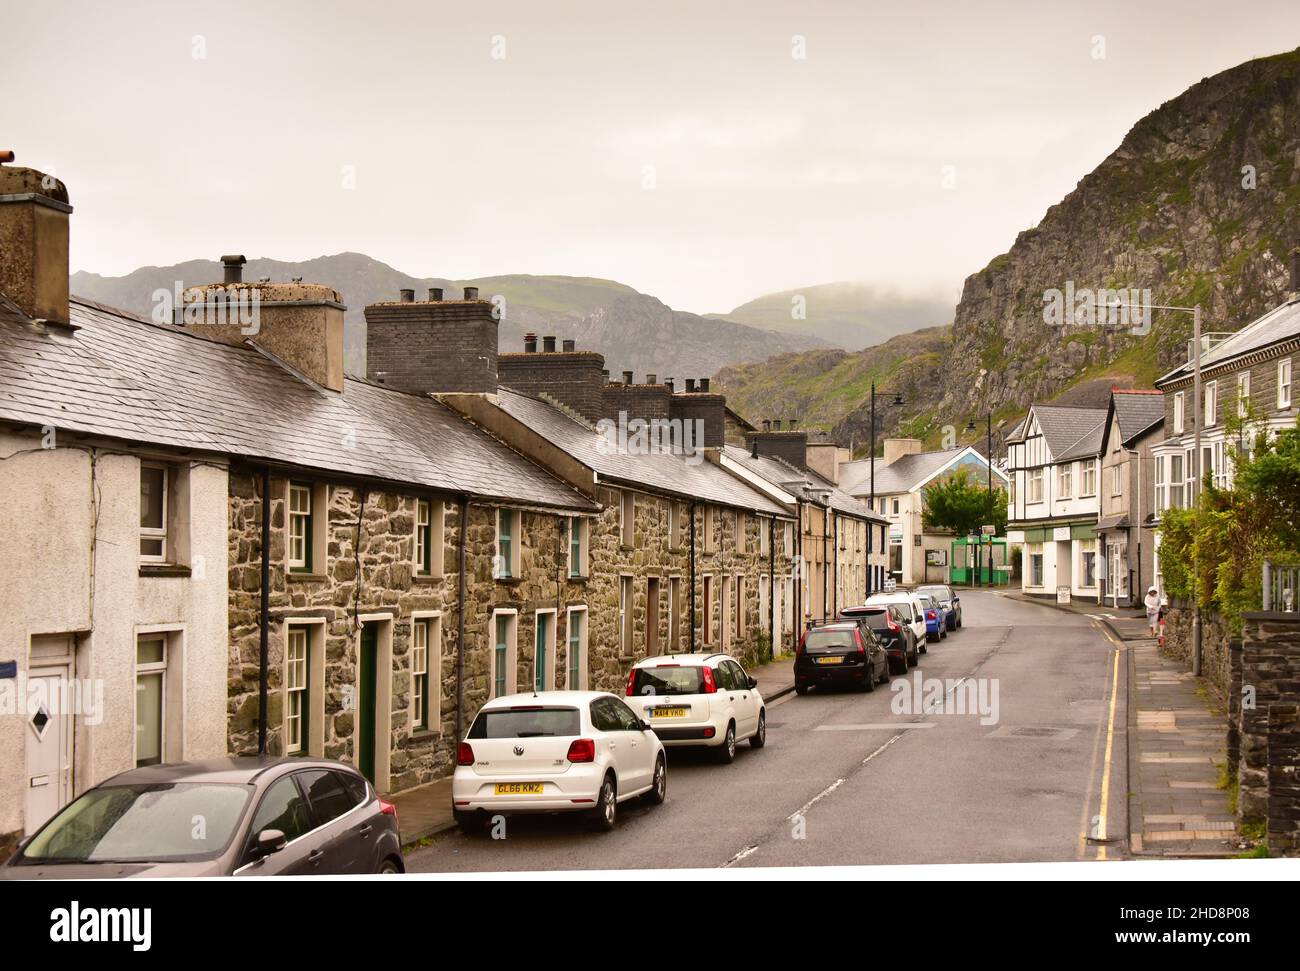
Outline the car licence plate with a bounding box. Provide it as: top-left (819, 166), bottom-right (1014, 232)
top-left (493, 782), bottom-right (544, 795)
top-left (814, 656), bottom-right (845, 665)
top-left (652, 707), bottom-right (689, 718)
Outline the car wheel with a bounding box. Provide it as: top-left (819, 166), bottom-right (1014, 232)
top-left (863, 666), bottom-right (875, 692)
top-left (750, 710), bottom-right (767, 748)
top-left (878, 660), bottom-right (891, 685)
top-left (919, 641), bottom-right (927, 654)
top-left (376, 856), bottom-right (403, 874)
top-left (590, 774), bottom-right (618, 831)
top-left (716, 722), bottom-right (737, 763)
top-left (907, 647), bottom-right (918, 667)
top-left (644, 755), bottom-right (667, 805)
top-left (794, 683), bottom-right (809, 695)
top-left (453, 809), bottom-right (482, 837)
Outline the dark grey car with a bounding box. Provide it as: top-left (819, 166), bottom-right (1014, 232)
top-left (0, 757), bottom-right (404, 878)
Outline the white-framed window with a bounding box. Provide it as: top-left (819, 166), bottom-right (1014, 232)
top-left (619, 575), bottom-right (634, 654)
top-left (490, 610), bottom-right (518, 698)
top-left (1028, 467), bottom-right (1044, 503)
top-left (410, 613), bottom-right (440, 733)
top-left (1174, 391), bottom-right (1185, 434)
top-left (1154, 454), bottom-right (1166, 515)
top-left (135, 632), bottom-right (168, 766)
top-left (1280, 358), bottom-right (1293, 409)
top-left (620, 491), bottom-right (635, 546)
top-left (288, 481), bottom-right (312, 571)
top-left (495, 508), bottom-right (520, 579)
top-left (783, 521), bottom-right (794, 555)
top-left (1185, 447), bottom-right (1196, 500)
top-left (1110, 463), bottom-right (1123, 497)
top-left (735, 574), bottom-right (746, 639)
top-left (736, 512), bottom-right (748, 553)
top-left (285, 626), bottom-right (308, 755)
top-left (533, 609), bottom-right (557, 692)
top-left (1008, 474), bottom-right (1015, 508)
top-left (565, 606), bottom-right (588, 690)
top-left (139, 463), bottom-right (169, 561)
top-left (702, 574), bottom-right (714, 644)
top-left (1027, 544), bottom-right (1044, 587)
top-left (759, 516), bottom-right (770, 556)
top-left (1204, 380), bottom-right (1217, 427)
top-left (1168, 451), bottom-right (1185, 509)
top-left (668, 576), bottom-right (682, 651)
top-left (414, 499), bottom-right (444, 577)
top-left (891, 497), bottom-right (900, 516)
top-left (1081, 460), bottom-right (1097, 497)
top-left (568, 517), bottom-right (588, 578)
top-left (703, 504), bottom-right (716, 553)
top-left (1237, 371), bottom-right (1251, 417)
top-left (1057, 464), bottom-right (1072, 499)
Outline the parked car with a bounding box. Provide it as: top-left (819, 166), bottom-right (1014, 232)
top-left (866, 591), bottom-right (930, 653)
top-left (794, 620), bottom-right (891, 694)
top-left (627, 653), bottom-right (765, 763)
top-left (916, 584), bottom-right (962, 630)
top-left (916, 592), bottom-right (947, 641)
top-left (453, 691), bottom-right (666, 833)
top-left (1, 757), bottom-right (403, 878)
top-left (841, 602), bottom-right (919, 673)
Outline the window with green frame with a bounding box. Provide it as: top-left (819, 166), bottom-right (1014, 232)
top-left (415, 499), bottom-right (433, 575)
top-left (411, 618), bottom-right (431, 730)
top-left (534, 612), bottom-right (550, 692)
top-left (567, 610), bottom-right (584, 689)
top-left (288, 482), bottom-right (313, 572)
top-left (568, 517), bottom-right (585, 577)
top-left (494, 614), bottom-right (511, 697)
top-left (497, 509), bottom-right (515, 579)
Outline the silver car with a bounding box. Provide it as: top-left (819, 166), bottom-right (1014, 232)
top-left (1, 757), bottom-right (404, 878)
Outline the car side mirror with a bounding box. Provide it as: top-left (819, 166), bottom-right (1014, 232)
top-left (747, 677), bottom-right (758, 689)
top-left (253, 828), bottom-right (287, 858)
top-left (640, 720), bottom-right (655, 733)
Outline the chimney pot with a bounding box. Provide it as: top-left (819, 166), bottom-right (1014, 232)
top-left (463, 286), bottom-right (479, 300)
top-left (665, 378), bottom-right (675, 392)
top-left (789, 418), bottom-right (798, 429)
top-left (399, 288), bottom-right (415, 303)
top-left (647, 373), bottom-right (657, 385)
top-left (428, 287), bottom-right (443, 302)
top-left (523, 333), bottom-right (538, 353)
top-left (602, 369), bottom-right (610, 380)
top-left (220, 254), bottom-right (246, 284)
top-left (0, 150), bottom-right (14, 164)
top-left (699, 377), bottom-right (711, 392)
top-left (1291, 247), bottom-right (1300, 294)
top-left (543, 335), bottom-right (557, 353)
top-left (685, 379), bottom-right (697, 392)
top-left (623, 370), bottom-right (634, 385)
top-left (751, 440), bottom-right (759, 459)
top-left (562, 338), bottom-right (575, 352)
top-left (762, 419), bottom-right (771, 431)
top-left (773, 419), bottom-right (782, 430)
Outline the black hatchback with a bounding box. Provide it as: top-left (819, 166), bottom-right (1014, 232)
top-left (794, 621), bottom-right (891, 695)
top-left (840, 603), bottom-right (919, 673)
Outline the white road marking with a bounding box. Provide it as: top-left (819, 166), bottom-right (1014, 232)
top-left (813, 723), bottom-right (935, 731)
top-left (786, 778), bottom-right (846, 820)
top-left (722, 844), bottom-right (760, 867)
top-left (861, 732), bottom-right (906, 765)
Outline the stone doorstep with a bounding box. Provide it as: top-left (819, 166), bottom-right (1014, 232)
top-left (1143, 830), bottom-right (1235, 843)
top-left (1143, 815), bottom-right (1234, 826)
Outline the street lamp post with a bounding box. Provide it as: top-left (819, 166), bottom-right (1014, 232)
top-left (1090, 298), bottom-right (1205, 676)
top-left (966, 413), bottom-right (994, 587)
top-left (867, 383), bottom-right (904, 595)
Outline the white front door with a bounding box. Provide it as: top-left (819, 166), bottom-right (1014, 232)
top-left (25, 667), bottom-right (73, 834)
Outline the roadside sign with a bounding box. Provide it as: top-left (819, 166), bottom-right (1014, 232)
top-left (1057, 586), bottom-right (1071, 605)
top-left (981, 525), bottom-right (996, 535)
top-left (926, 550), bottom-right (947, 566)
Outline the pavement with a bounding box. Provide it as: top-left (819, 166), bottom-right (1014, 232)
top-left (402, 591), bottom-right (1130, 871)
top-left (999, 589), bottom-right (1238, 857)
top-left (392, 653), bottom-right (798, 847)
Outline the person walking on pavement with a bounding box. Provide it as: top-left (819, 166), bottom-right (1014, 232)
top-left (1144, 585), bottom-right (1161, 635)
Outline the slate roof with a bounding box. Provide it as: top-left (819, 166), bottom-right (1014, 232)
top-left (837, 449), bottom-right (967, 497)
top-left (0, 296), bottom-right (598, 512)
top-left (1008, 405), bottom-right (1107, 461)
top-left (494, 388), bottom-right (791, 517)
top-left (721, 445), bottom-right (883, 521)
top-left (1157, 297), bottom-right (1300, 385)
top-left (1109, 390), bottom-right (1165, 446)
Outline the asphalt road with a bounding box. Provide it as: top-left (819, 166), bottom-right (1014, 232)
top-left (404, 591), bottom-right (1125, 872)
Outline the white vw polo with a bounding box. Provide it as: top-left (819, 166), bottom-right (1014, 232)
top-left (451, 691), bottom-right (666, 833)
top-left (626, 653), bottom-right (767, 763)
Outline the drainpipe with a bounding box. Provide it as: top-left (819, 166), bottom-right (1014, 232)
top-left (831, 512), bottom-right (839, 616)
top-left (689, 501), bottom-right (697, 653)
top-left (258, 465), bottom-right (271, 755)
top-left (768, 517), bottom-right (775, 656)
top-left (795, 501), bottom-right (804, 633)
top-left (455, 495), bottom-right (469, 742)
top-left (822, 506), bottom-right (829, 620)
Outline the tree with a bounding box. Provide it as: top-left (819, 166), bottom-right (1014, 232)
top-left (922, 467), bottom-right (1008, 536)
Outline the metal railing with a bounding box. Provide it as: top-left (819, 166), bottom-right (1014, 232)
top-left (1263, 559), bottom-right (1300, 612)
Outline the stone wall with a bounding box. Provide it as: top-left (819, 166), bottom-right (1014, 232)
top-left (1161, 601), bottom-right (1233, 706)
top-left (1237, 612), bottom-right (1300, 849)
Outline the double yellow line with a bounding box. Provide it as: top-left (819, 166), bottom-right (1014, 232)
top-left (1094, 636), bottom-right (1122, 860)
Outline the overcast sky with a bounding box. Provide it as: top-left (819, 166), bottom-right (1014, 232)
top-left (5, 1), bottom-right (1298, 315)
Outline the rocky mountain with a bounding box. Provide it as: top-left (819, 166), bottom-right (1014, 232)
top-left (718, 47), bottom-right (1300, 454)
top-left (69, 254), bottom-right (827, 379)
top-left (710, 281), bottom-right (952, 351)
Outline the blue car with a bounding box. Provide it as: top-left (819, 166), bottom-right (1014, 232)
top-left (916, 584), bottom-right (961, 631)
top-left (916, 593), bottom-right (946, 642)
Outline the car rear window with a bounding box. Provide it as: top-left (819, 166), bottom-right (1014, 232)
top-left (468, 707), bottom-right (581, 738)
top-left (918, 587), bottom-right (950, 601)
top-left (845, 609), bottom-right (890, 630)
top-left (803, 629), bottom-right (858, 653)
top-left (631, 666), bottom-right (704, 696)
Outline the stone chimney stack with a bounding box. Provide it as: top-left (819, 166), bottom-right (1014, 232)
top-left (182, 263), bottom-right (348, 392)
top-left (882, 437), bottom-right (923, 466)
top-left (497, 335), bottom-right (607, 420)
top-left (746, 424), bottom-right (809, 469)
top-left (668, 379), bottom-right (726, 449)
top-left (365, 287), bottom-right (499, 394)
top-left (0, 153), bottom-right (72, 325)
